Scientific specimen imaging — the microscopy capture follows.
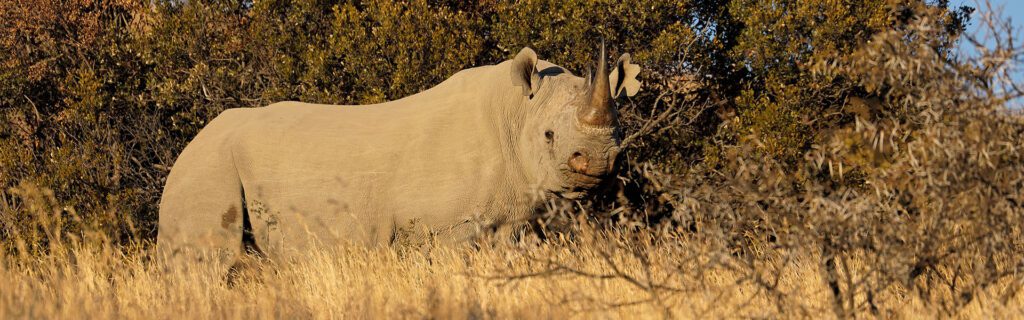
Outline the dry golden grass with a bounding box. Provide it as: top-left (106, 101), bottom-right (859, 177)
top-left (1, 227), bottom-right (1022, 320)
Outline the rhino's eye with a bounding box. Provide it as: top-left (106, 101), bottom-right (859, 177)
top-left (544, 130), bottom-right (555, 142)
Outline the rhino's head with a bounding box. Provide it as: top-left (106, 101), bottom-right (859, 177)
top-left (509, 45), bottom-right (642, 199)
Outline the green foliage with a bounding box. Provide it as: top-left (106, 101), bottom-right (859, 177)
top-left (712, 0), bottom-right (971, 166)
top-left (0, 0), bottom-right (154, 243)
top-left (325, 0), bottom-right (485, 103)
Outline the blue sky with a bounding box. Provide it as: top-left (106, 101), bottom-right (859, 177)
top-left (953, 0), bottom-right (1023, 107)
top-left (953, 0), bottom-right (1022, 56)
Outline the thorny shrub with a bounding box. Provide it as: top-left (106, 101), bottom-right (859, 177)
top-left (525, 6), bottom-right (1024, 318)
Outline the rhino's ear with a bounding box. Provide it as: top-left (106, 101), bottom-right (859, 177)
top-left (609, 53), bottom-right (642, 98)
top-left (510, 47), bottom-right (542, 97)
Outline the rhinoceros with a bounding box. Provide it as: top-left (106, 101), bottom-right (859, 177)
top-left (157, 46), bottom-right (641, 271)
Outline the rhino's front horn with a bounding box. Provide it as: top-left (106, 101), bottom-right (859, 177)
top-left (577, 42), bottom-right (615, 128)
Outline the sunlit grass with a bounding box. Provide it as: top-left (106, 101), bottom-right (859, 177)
top-left (1, 228), bottom-right (1021, 319)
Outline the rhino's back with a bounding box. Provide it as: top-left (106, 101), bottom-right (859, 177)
top-left (220, 67), bottom-right (511, 251)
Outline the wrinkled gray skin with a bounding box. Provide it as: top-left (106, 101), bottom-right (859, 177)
top-left (157, 47), bottom-right (641, 273)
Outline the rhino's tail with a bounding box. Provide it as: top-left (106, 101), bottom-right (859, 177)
top-left (155, 109), bottom-right (247, 278)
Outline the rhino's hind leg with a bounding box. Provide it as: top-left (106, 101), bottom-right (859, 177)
top-left (226, 200), bottom-right (269, 285)
top-left (156, 119), bottom-right (246, 278)
top-left (156, 180), bottom-right (245, 277)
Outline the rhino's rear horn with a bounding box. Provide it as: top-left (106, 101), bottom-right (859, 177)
top-left (577, 42), bottom-right (615, 127)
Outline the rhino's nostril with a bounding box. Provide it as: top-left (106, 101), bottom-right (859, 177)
top-left (568, 151), bottom-right (589, 173)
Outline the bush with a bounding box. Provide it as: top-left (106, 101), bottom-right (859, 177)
top-left (0, 0), bottom-right (154, 244)
top-left (608, 9), bottom-right (1023, 317)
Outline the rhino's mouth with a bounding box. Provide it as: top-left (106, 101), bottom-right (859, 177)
top-left (553, 170), bottom-right (606, 199)
top-left (554, 190), bottom-right (588, 200)
top-left (560, 168), bottom-right (603, 184)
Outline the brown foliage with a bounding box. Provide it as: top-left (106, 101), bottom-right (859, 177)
top-left (526, 7), bottom-right (1023, 318)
